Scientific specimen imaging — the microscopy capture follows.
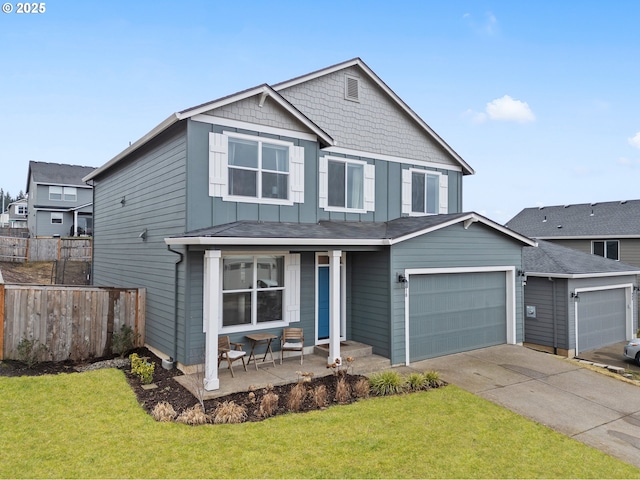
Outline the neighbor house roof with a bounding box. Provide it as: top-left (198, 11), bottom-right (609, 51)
top-left (506, 199), bottom-right (640, 239)
top-left (165, 212), bottom-right (536, 247)
top-left (523, 239), bottom-right (640, 278)
top-left (85, 58), bottom-right (474, 183)
top-left (27, 161), bottom-right (96, 192)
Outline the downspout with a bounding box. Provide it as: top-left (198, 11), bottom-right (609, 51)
top-left (167, 245), bottom-right (184, 364)
top-left (549, 277), bottom-right (558, 355)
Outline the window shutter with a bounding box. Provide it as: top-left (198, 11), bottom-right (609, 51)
top-left (289, 145), bottom-right (305, 203)
top-left (401, 169), bottom-right (412, 215)
top-left (209, 132), bottom-right (228, 197)
top-left (438, 174), bottom-right (448, 214)
top-left (285, 254), bottom-right (301, 323)
top-left (364, 163), bottom-right (375, 212)
top-left (318, 157), bottom-right (328, 209)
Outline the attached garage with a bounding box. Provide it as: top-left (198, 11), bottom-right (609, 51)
top-left (405, 267), bottom-right (517, 363)
top-left (523, 240), bottom-right (639, 357)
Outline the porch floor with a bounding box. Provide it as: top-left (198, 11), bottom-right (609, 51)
top-left (174, 341), bottom-right (391, 400)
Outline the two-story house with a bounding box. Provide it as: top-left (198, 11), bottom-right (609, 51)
top-left (85, 58), bottom-right (535, 390)
top-left (26, 161), bottom-right (95, 237)
top-left (3, 198), bottom-right (28, 229)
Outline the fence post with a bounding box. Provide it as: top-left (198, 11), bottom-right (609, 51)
top-left (0, 284), bottom-right (4, 360)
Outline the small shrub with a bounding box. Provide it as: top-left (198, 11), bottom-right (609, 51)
top-left (111, 324), bottom-right (135, 358)
top-left (152, 402), bottom-right (176, 422)
top-left (16, 337), bottom-right (49, 369)
top-left (212, 401), bottom-right (246, 424)
top-left (369, 370), bottom-right (405, 396)
top-left (286, 383), bottom-right (307, 412)
top-left (406, 372), bottom-right (428, 391)
top-left (129, 353), bottom-right (155, 384)
top-left (424, 370), bottom-right (444, 388)
top-left (353, 378), bottom-right (370, 399)
top-left (177, 404), bottom-right (210, 425)
top-left (335, 377), bottom-right (351, 404)
top-left (296, 371), bottom-right (314, 383)
top-left (311, 384), bottom-right (328, 408)
top-left (257, 392), bottom-right (279, 418)
top-left (326, 356), bottom-right (355, 377)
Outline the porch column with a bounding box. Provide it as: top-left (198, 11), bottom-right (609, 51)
top-left (203, 250), bottom-right (221, 391)
top-left (73, 210), bottom-right (78, 236)
top-left (328, 249), bottom-right (342, 365)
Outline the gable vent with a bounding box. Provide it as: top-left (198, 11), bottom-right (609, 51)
top-left (345, 75), bottom-right (360, 102)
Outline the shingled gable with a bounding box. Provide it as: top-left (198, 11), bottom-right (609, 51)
top-left (28, 161), bottom-right (96, 191)
top-left (165, 212), bottom-right (536, 247)
top-left (84, 58), bottom-right (473, 183)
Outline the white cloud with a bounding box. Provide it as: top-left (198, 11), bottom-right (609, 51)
top-left (463, 11), bottom-right (498, 36)
top-left (485, 95), bottom-right (536, 123)
top-left (628, 132), bottom-right (640, 149)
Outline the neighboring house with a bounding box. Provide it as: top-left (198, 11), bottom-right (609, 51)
top-left (26, 161), bottom-right (95, 237)
top-left (523, 240), bottom-right (639, 357)
top-left (5, 199), bottom-right (28, 228)
top-left (85, 58), bottom-right (535, 391)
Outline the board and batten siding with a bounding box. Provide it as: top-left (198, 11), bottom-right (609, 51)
top-left (348, 250), bottom-right (391, 358)
top-left (523, 276), bottom-right (569, 351)
top-left (389, 222), bottom-right (525, 365)
top-left (92, 124), bottom-right (188, 363)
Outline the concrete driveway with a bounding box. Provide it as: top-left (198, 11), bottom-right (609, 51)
top-left (577, 341), bottom-right (640, 374)
top-left (410, 344), bottom-right (640, 469)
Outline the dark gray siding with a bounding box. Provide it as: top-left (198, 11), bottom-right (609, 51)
top-left (92, 124), bottom-right (188, 361)
top-left (349, 250), bottom-right (391, 358)
top-left (523, 276), bottom-right (569, 350)
top-left (390, 223), bottom-right (525, 364)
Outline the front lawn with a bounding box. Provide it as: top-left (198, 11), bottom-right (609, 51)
top-left (0, 368), bottom-right (638, 478)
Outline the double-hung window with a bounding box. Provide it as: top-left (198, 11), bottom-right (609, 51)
top-left (593, 240), bottom-right (619, 261)
top-left (209, 132), bottom-right (305, 206)
top-left (49, 186), bottom-right (77, 202)
top-left (402, 168), bottom-right (448, 216)
top-left (319, 156), bottom-right (375, 212)
top-left (16, 205), bottom-right (27, 215)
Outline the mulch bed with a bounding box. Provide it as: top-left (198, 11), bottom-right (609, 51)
top-left (0, 347), bottom-right (378, 423)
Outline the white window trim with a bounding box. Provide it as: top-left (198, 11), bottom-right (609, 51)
top-left (592, 239), bottom-right (620, 261)
top-left (51, 212), bottom-right (63, 224)
top-left (402, 168), bottom-right (448, 216)
top-left (209, 131), bottom-right (305, 206)
top-left (16, 205), bottom-right (27, 215)
top-left (63, 187), bottom-right (77, 202)
top-left (319, 156), bottom-right (375, 214)
top-left (49, 186), bottom-right (62, 201)
top-left (219, 252), bottom-right (300, 334)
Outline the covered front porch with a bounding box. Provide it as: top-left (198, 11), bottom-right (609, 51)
top-left (174, 341), bottom-right (391, 399)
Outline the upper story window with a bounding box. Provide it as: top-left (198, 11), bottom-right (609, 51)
top-left (15, 205), bottom-right (27, 215)
top-left (49, 186), bottom-right (77, 202)
top-left (319, 156), bottom-right (375, 213)
top-left (593, 240), bottom-right (619, 261)
top-left (209, 132), bottom-right (305, 206)
top-left (402, 168), bottom-right (448, 216)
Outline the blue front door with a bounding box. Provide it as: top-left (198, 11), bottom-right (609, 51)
top-left (317, 266), bottom-right (330, 340)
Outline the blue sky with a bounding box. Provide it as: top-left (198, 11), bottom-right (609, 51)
top-left (1, 0), bottom-right (639, 223)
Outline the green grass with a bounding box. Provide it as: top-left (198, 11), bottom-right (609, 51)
top-left (1, 369), bottom-right (638, 478)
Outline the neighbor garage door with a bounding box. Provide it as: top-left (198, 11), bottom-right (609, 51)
top-left (577, 288), bottom-right (627, 353)
top-left (409, 271), bottom-right (507, 362)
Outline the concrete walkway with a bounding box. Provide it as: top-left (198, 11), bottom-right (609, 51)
top-left (411, 344), bottom-right (640, 469)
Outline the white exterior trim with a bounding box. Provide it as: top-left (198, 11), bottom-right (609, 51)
top-left (319, 156), bottom-right (375, 214)
top-left (573, 283), bottom-right (635, 354)
top-left (324, 145), bottom-right (463, 173)
top-left (203, 250), bottom-right (221, 391)
top-left (403, 266), bottom-right (517, 365)
top-left (526, 271), bottom-right (640, 279)
top-left (314, 253), bottom-right (346, 345)
top-left (193, 114), bottom-right (318, 142)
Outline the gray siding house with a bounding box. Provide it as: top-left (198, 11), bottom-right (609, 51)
top-left (26, 161), bottom-right (95, 237)
top-left (4, 199), bottom-right (28, 228)
top-left (85, 58), bottom-right (535, 390)
top-left (523, 240), bottom-right (640, 357)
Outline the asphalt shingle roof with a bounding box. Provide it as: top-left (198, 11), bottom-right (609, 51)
top-left (179, 213), bottom-right (471, 241)
top-left (28, 161), bottom-right (96, 190)
top-left (523, 239), bottom-right (640, 276)
top-left (506, 199), bottom-right (640, 237)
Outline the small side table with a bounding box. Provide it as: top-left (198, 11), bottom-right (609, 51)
top-left (245, 333), bottom-right (277, 370)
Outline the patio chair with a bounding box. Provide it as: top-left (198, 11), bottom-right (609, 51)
top-left (218, 336), bottom-right (247, 377)
top-left (280, 327), bottom-right (304, 365)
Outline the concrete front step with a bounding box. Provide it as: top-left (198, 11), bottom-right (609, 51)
top-left (313, 340), bottom-right (373, 359)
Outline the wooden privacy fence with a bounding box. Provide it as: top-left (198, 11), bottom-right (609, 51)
top-left (0, 284), bottom-right (145, 362)
top-left (0, 236), bottom-right (92, 262)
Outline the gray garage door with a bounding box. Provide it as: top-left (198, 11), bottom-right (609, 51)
top-left (577, 288), bottom-right (626, 353)
top-left (409, 271), bottom-right (507, 362)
